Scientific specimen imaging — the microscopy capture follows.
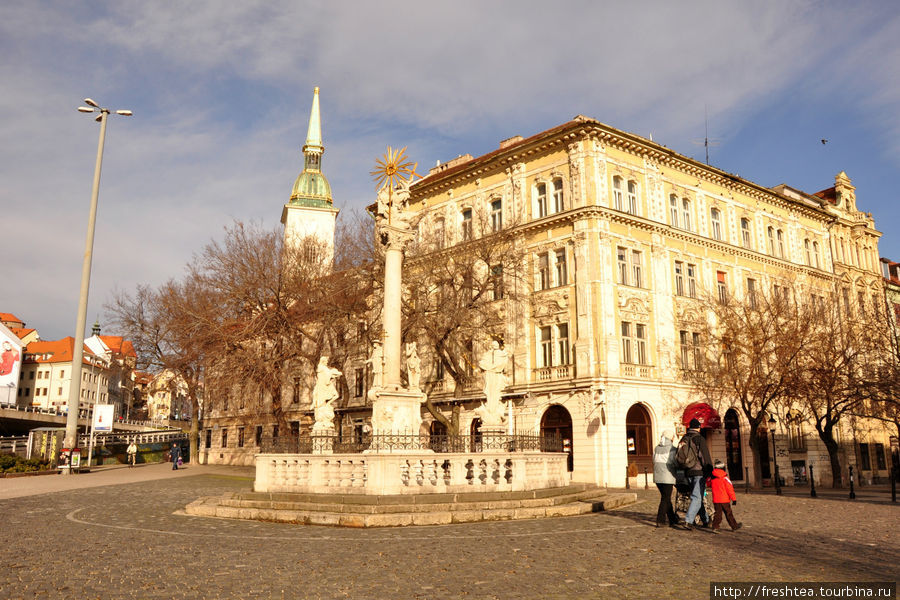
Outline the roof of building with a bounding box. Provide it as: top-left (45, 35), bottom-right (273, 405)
top-left (813, 186), bottom-right (837, 203)
top-left (10, 327), bottom-right (37, 340)
top-left (98, 335), bottom-right (138, 358)
top-left (0, 312), bottom-right (24, 325)
top-left (24, 337), bottom-right (100, 365)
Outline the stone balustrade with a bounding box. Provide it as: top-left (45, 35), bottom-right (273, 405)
top-left (254, 451), bottom-right (569, 495)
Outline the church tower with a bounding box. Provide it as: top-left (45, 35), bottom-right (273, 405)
top-left (281, 87), bottom-right (339, 265)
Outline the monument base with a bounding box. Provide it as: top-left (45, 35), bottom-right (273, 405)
top-left (369, 386), bottom-right (426, 438)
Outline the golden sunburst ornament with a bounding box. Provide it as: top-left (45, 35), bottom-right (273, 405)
top-left (370, 145), bottom-right (420, 191)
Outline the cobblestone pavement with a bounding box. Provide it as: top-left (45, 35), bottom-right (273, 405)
top-left (0, 465), bottom-right (897, 600)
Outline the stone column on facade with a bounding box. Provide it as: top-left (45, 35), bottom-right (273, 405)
top-left (572, 231), bottom-right (594, 379)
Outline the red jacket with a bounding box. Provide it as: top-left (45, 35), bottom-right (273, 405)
top-left (710, 468), bottom-right (737, 503)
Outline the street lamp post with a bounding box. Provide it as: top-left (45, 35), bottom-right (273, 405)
top-left (769, 414), bottom-right (782, 495)
top-left (61, 99), bottom-right (131, 469)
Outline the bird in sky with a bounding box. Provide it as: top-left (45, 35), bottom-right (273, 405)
top-left (821, 139), bottom-right (828, 145)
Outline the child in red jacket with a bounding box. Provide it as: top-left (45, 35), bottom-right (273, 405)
top-left (709, 460), bottom-right (742, 532)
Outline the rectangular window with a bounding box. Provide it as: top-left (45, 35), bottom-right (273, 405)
top-left (557, 323), bottom-right (570, 365)
top-left (670, 195), bottom-right (679, 227)
top-left (874, 444), bottom-right (887, 470)
top-left (858, 443), bottom-right (871, 471)
top-left (687, 264), bottom-right (697, 298)
top-left (692, 333), bottom-right (702, 370)
top-left (354, 367), bottom-right (364, 397)
top-left (634, 324), bottom-right (647, 365)
top-left (717, 271), bottom-right (728, 304)
top-left (612, 177), bottom-right (623, 211)
top-left (205, 429), bottom-right (211, 449)
top-left (255, 426), bottom-right (262, 446)
top-left (540, 326), bottom-right (553, 367)
top-left (621, 322), bottom-right (632, 364)
top-left (747, 278), bottom-right (757, 309)
top-left (674, 261), bottom-right (684, 296)
top-left (554, 249), bottom-right (567, 287)
top-left (680, 331), bottom-right (691, 369)
top-left (60, 370), bottom-right (65, 378)
top-left (491, 264), bottom-right (504, 300)
top-left (238, 427), bottom-right (245, 448)
top-left (777, 229), bottom-right (785, 258)
top-left (272, 425), bottom-right (279, 439)
top-left (682, 199), bottom-right (692, 231)
top-left (842, 288), bottom-right (851, 317)
top-left (221, 429), bottom-right (228, 449)
top-left (434, 358), bottom-right (445, 382)
top-left (538, 252), bottom-right (550, 291)
top-left (617, 247), bottom-right (628, 285)
top-left (552, 180), bottom-right (564, 213)
top-left (462, 209), bottom-right (473, 241)
top-left (631, 250), bottom-right (643, 288)
top-left (490, 199), bottom-right (502, 232)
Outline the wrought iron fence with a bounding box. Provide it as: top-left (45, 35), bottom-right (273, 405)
top-left (260, 432), bottom-right (562, 454)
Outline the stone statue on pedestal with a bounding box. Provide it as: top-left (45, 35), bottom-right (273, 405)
top-left (476, 341), bottom-right (508, 427)
top-left (366, 340), bottom-right (384, 400)
top-left (312, 356), bottom-right (341, 431)
top-left (406, 342), bottom-right (421, 391)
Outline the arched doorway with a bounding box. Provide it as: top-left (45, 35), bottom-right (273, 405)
top-left (724, 408), bottom-right (743, 481)
top-left (470, 418), bottom-right (482, 452)
top-left (625, 403), bottom-right (653, 475)
top-left (541, 405), bottom-right (573, 472)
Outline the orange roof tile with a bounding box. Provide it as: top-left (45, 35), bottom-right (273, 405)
top-left (98, 335), bottom-right (139, 358)
top-left (0, 312), bottom-right (24, 325)
top-left (24, 337), bottom-right (100, 365)
top-left (10, 327), bottom-right (35, 340)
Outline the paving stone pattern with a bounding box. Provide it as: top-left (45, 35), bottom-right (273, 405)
top-left (0, 467), bottom-right (897, 599)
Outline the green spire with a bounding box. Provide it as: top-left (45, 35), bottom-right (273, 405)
top-left (289, 86), bottom-right (332, 208)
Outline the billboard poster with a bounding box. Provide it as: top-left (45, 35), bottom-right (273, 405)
top-left (92, 404), bottom-right (114, 432)
top-left (0, 324), bottom-right (22, 406)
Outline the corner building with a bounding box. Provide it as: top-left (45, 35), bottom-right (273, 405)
top-left (406, 116), bottom-right (883, 488)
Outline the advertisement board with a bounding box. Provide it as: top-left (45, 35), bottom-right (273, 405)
top-left (0, 324), bottom-right (23, 406)
top-left (92, 404), bottom-right (115, 432)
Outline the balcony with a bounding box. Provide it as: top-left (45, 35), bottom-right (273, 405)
top-left (621, 364), bottom-right (653, 379)
top-left (533, 365), bottom-right (571, 382)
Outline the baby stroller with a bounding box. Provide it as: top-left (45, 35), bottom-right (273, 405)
top-left (674, 470), bottom-right (713, 524)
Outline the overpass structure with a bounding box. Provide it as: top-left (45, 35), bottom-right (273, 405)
top-left (0, 405), bottom-right (186, 436)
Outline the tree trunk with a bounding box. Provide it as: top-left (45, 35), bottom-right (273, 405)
top-left (819, 428), bottom-right (843, 488)
top-left (189, 394), bottom-right (200, 464)
top-left (747, 420), bottom-right (764, 488)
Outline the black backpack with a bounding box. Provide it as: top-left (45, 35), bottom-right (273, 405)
top-left (675, 434), bottom-right (701, 470)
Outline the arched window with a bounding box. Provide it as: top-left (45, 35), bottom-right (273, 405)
top-left (812, 241), bottom-right (820, 268)
top-left (741, 218), bottom-right (751, 249)
top-left (669, 194), bottom-right (679, 227)
top-left (612, 176), bottom-right (623, 211)
top-left (776, 229), bottom-right (785, 258)
top-left (682, 198), bottom-right (692, 231)
top-left (461, 208), bottom-right (473, 241)
top-left (552, 178), bottom-right (564, 213)
top-left (804, 239), bottom-right (812, 265)
top-left (626, 180), bottom-right (638, 214)
top-left (767, 227), bottom-right (775, 255)
top-left (535, 183), bottom-right (548, 218)
top-left (710, 208), bottom-right (722, 240)
top-left (541, 405), bottom-right (573, 471)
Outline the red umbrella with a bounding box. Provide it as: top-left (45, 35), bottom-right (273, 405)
top-left (682, 402), bottom-right (722, 429)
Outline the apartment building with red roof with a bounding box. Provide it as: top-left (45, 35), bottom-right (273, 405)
top-left (20, 337), bottom-right (110, 412)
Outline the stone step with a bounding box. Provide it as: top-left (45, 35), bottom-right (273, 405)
top-left (218, 485), bottom-right (610, 514)
top-left (183, 488), bottom-right (637, 528)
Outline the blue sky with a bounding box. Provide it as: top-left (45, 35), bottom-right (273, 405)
top-left (2, 1), bottom-right (899, 341)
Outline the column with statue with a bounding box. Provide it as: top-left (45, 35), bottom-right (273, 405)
top-left (368, 147), bottom-right (428, 446)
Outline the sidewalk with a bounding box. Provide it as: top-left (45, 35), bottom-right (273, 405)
top-left (0, 462), bottom-right (255, 500)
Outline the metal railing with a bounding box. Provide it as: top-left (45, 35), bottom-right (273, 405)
top-left (260, 432), bottom-right (562, 454)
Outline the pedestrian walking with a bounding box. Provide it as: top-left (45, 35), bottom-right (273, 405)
top-left (126, 440), bottom-right (138, 467)
top-left (653, 430), bottom-right (680, 527)
top-left (676, 418), bottom-right (712, 529)
top-left (710, 460), bottom-right (742, 532)
top-left (171, 443), bottom-right (182, 470)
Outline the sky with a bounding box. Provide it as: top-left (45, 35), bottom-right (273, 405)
top-left (2, 1), bottom-right (898, 342)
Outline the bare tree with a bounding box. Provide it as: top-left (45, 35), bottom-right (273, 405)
top-left (680, 281), bottom-right (812, 487)
top-left (401, 207), bottom-right (527, 434)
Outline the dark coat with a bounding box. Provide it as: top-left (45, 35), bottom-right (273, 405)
top-left (682, 428), bottom-right (712, 477)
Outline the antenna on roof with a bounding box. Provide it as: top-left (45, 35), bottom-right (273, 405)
top-left (691, 105), bottom-right (720, 165)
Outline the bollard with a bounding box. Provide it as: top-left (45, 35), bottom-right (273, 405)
top-left (849, 465), bottom-right (856, 500)
top-left (644, 468), bottom-right (649, 490)
top-left (745, 466), bottom-right (750, 494)
top-left (625, 466), bottom-right (630, 489)
top-left (809, 463), bottom-right (816, 498)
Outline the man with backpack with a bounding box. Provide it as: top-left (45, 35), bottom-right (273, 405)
top-left (676, 418), bottom-right (712, 529)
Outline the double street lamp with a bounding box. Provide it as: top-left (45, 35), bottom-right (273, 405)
top-left (62, 99), bottom-right (131, 463)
